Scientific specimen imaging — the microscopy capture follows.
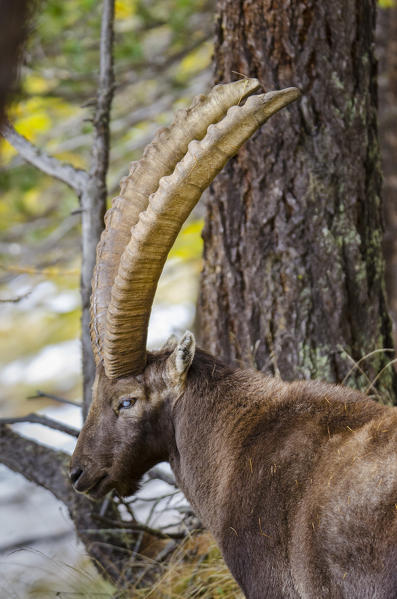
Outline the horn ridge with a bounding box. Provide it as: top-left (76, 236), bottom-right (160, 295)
top-left (103, 86), bottom-right (300, 379)
top-left (90, 78), bottom-right (261, 366)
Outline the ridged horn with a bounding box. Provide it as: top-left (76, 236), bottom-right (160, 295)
top-left (103, 86), bottom-right (301, 379)
top-left (90, 78), bottom-right (261, 365)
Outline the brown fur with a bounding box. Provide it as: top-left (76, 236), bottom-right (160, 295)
top-left (71, 340), bottom-right (397, 598)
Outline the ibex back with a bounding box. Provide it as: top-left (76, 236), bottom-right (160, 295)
top-left (70, 80), bottom-right (397, 598)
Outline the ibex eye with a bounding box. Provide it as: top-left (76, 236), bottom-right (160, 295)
top-left (119, 398), bottom-right (136, 410)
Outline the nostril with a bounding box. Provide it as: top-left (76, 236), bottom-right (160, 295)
top-left (70, 466), bottom-right (83, 485)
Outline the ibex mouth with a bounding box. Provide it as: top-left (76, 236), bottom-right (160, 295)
top-left (74, 473), bottom-right (111, 499)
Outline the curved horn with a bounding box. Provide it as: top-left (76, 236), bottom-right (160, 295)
top-left (90, 78), bottom-right (261, 365)
top-left (103, 87), bottom-right (300, 379)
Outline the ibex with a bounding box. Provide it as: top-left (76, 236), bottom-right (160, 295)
top-left (70, 79), bottom-right (397, 598)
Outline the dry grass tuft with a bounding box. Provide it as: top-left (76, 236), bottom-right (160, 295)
top-left (131, 532), bottom-right (243, 599)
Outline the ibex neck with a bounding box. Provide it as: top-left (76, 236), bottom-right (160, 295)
top-left (168, 351), bottom-right (258, 530)
top-left (167, 354), bottom-right (386, 552)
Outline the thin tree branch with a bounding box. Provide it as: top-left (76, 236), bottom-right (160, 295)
top-left (90, 0), bottom-right (115, 182)
top-left (80, 0), bottom-right (115, 418)
top-left (0, 120), bottom-right (88, 193)
top-left (0, 289), bottom-right (32, 303)
top-left (27, 389), bottom-right (82, 407)
top-left (0, 413), bottom-right (80, 437)
top-left (129, 490), bottom-right (179, 503)
top-left (93, 515), bottom-right (186, 540)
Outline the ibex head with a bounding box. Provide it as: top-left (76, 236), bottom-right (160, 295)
top-left (70, 79), bottom-right (300, 499)
top-left (70, 332), bottom-right (195, 498)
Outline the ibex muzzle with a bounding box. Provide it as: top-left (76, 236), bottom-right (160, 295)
top-left (71, 81), bottom-right (397, 598)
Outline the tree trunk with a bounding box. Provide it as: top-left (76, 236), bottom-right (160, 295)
top-left (377, 2), bottom-right (397, 347)
top-left (198, 0), bottom-right (397, 403)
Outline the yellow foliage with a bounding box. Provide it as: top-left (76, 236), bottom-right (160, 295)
top-left (378, 0), bottom-right (395, 7)
top-left (15, 112), bottom-right (51, 140)
top-left (0, 138), bottom-right (18, 162)
top-left (55, 151), bottom-right (86, 169)
top-left (12, 96), bottom-right (74, 132)
top-left (115, 0), bottom-right (136, 19)
top-left (1, 94), bottom-right (77, 165)
top-left (23, 189), bottom-right (41, 212)
top-left (45, 96), bottom-right (76, 118)
top-left (24, 74), bottom-right (51, 94)
top-left (169, 219), bottom-right (204, 261)
top-left (177, 42), bottom-right (212, 80)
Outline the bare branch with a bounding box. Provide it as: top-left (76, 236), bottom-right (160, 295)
top-left (0, 121), bottom-right (88, 193)
top-left (80, 0), bottom-right (115, 417)
top-left (0, 424), bottom-right (73, 502)
top-left (89, 0), bottom-right (115, 182)
top-left (129, 490), bottom-right (179, 503)
top-left (93, 515), bottom-right (186, 540)
top-left (27, 389), bottom-right (82, 407)
top-left (0, 413), bottom-right (80, 437)
top-left (0, 289), bottom-right (32, 303)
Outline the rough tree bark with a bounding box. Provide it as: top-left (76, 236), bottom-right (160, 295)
top-left (377, 1), bottom-right (397, 345)
top-left (0, 0), bottom-right (33, 124)
top-left (198, 0), bottom-right (397, 403)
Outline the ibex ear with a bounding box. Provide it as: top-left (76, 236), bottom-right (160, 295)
top-left (161, 334), bottom-right (178, 352)
top-left (166, 331), bottom-right (196, 385)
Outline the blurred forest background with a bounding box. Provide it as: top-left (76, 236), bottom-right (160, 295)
top-left (0, 1), bottom-right (216, 597)
top-left (1, 0), bottom-right (213, 415)
top-left (0, 0), bottom-right (396, 597)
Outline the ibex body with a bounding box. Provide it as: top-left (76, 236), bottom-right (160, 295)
top-left (70, 80), bottom-right (397, 597)
top-left (73, 339), bottom-right (397, 598)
